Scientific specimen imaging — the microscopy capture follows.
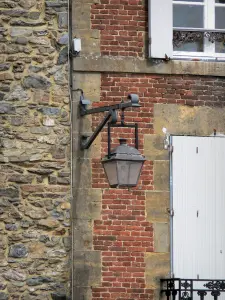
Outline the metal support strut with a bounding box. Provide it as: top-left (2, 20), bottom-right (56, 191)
top-left (80, 93), bottom-right (140, 151)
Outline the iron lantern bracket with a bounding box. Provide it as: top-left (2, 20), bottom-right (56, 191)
top-left (80, 93), bottom-right (140, 150)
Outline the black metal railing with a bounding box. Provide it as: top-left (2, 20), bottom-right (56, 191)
top-left (173, 29), bottom-right (225, 48)
top-left (161, 279), bottom-right (225, 300)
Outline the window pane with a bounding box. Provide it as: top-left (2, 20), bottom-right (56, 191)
top-left (173, 5), bottom-right (204, 28)
top-left (215, 41), bottom-right (225, 53)
top-left (216, 0), bottom-right (225, 3)
top-left (174, 40), bottom-right (204, 52)
top-left (215, 7), bottom-right (225, 29)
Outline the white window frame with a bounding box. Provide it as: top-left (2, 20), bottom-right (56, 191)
top-left (173, 0), bottom-right (225, 60)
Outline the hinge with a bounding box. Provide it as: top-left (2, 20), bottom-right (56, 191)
top-left (149, 37), bottom-right (152, 45)
top-left (168, 208), bottom-right (174, 217)
top-left (169, 145), bottom-right (173, 153)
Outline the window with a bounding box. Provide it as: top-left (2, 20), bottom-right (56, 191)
top-left (173, 0), bottom-right (225, 58)
top-left (149, 0), bottom-right (225, 59)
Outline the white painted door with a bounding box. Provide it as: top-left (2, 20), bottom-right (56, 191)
top-left (172, 136), bottom-right (225, 280)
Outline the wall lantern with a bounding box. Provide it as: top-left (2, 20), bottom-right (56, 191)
top-left (79, 92), bottom-right (146, 188)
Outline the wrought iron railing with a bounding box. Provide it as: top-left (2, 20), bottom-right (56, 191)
top-left (161, 279), bottom-right (225, 300)
top-left (173, 29), bottom-right (225, 48)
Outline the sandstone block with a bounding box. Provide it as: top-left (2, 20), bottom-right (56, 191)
top-left (154, 161), bottom-right (169, 191)
top-left (73, 188), bottom-right (101, 220)
top-left (73, 219), bottom-right (93, 251)
top-left (73, 287), bottom-right (92, 300)
top-left (73, 251), bottom-right (101, 287)
top-left (144, 135), bottom-right (169, 160)
top-left (154, 104), bottom-right (225, 136)
top-left (146, 192), bottom-right (169, 222)
top-left (72, 159), bottom-right (92, 189)
top-left (72, 29), bottom-right (100, 55)
top-left (73, 72), bottom-right (101, 102)
top-left (145, 253), bottom-right (170, 289)
top-left (153, 223), bottom-right (170, 253)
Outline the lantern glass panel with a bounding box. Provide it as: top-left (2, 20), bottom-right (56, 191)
top-left (103, 161), bottom-right (118, 187)
top-left (117, 161), bottom-right (130, 186)
top-left (128, 161), bottom-right (143, 186)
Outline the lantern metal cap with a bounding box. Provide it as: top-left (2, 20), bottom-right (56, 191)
top-left (102, 139), bottom-right (146, 162)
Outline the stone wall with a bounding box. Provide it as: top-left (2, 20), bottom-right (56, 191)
top-left (0, 0), bottom-right (70, 299)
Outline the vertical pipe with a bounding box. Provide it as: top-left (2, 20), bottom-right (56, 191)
top-left (170, 135), bottom-right (174, 278)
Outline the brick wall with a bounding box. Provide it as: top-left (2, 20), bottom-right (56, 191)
top-left (89, 73), bottom-right (225, 300)
top-left (91, 0), bottom-right (147, 57)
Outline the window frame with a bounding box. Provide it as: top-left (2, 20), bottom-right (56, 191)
top-left (173, 0), bottom-right (225, 60)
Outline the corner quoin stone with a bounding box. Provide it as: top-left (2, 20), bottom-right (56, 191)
top-left (146, 191), bottom-right (169, 222)
top-left (153, 223), bottom-right (170, 253)
top-left (73, 251), bottom-right (101, 287)
top-left (144, 135), bottom-right (169, 161)
top-left (145, 253), bottom-right (170, 289)
top-left (154, 161), bottom-right (169, 191)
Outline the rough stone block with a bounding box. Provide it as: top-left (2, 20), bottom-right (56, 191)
top-left (154, 161), bottom-right (169, 191)
top-left (0, 187), bottom-right (19, 201)
top-left (58, 12), bottom-right (68, 29)
top-left (146, 192), bottom-right (169, 222)
top-left (144, 135), bottom-right (169, 160)
top-left (145, 253), bottom-right (170, 289)
top-left (73, 251), bottom-right (101, 287)
top-left (153, 223), bottom-right (170, 253)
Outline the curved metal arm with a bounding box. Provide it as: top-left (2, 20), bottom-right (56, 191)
top-left (80, 94), bottom-right (140, 150)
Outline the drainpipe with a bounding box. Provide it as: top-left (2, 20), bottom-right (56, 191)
top-left (68, 0), bottom-right (74, 298)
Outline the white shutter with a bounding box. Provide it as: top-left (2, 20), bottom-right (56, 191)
top-left (149, 0), bottom-right (173, 59)
top-left (172, 136), bottom-right (225, 280)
